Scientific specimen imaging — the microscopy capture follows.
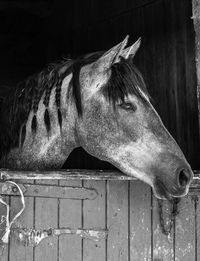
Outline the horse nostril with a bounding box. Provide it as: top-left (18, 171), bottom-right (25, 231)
top-left (177, 169), bottom-right (191, 188)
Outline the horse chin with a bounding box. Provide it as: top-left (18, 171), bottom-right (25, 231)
top-left (152, 179), bottom-right (188, 200)
top-left (152, 184), bottom-right (173, 200)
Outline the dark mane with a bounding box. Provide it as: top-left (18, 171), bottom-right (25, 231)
top-left (102, 57), bottom-right (149, 106)
top-left (0, 52), bottom-right (102, 160)
top-left (0, 51), bottom-right (148, 161)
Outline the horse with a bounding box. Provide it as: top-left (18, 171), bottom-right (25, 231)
top-left (0, 36), bottom-right (193, 200)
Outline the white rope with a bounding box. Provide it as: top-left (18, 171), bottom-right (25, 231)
top-left (0, 181), bottom-right (25, 243)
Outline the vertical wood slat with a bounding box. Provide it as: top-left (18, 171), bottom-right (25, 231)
top-left (174, 0), bottom-right (188, 156)
top-left (9, 180), bottom-right (34, 261)
top-left (83, 180), bottom-right (106, 261)
top-left (130, 181), bottom-right (151, 260)
top-left (192, 0), bottom-right (200, 170)
top-left (153, 197), bottom-right (174, 260)
top-left (107, 181), bottom-right (128, 261)
top-left (197, 195), bottom-right (200, 260)
top-left (59, 180), bottom-right (82, 261)
top-left (0, 196), bottom-right (9, 261)
top-left (34, 180), bottom-right (58, 261)
top-left (0, 242), bottom-right (8, 261)
top-left (9, 197), bottom-right (34, 261)
top-left (152, 1), bottom-right (168, 124)
top-left (192, 0), bottom-right (200, 140)
top-left (163, 0), bottom-right (178, 139)
top-left (184, 0), bottom-right (198, 168)
top-left (175, 196), bottom-right (196, 261)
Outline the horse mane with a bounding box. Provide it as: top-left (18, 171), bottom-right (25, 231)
top-left (0, 52), bottom-right (102, 160)
top-left (103, 57), bottom-right (149, 106)
top-left (0, 51), bottom-right (148, 161)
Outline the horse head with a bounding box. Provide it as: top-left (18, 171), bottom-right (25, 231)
top-left (0, 36), bottom-right (193, 200)
top-left (76, 36), bottom-right (193, 200)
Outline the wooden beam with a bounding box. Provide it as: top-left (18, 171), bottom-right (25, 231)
top-left (0, 169), bottom-right (200, 190)
top-left (192, 0), bottom-right (200, 136)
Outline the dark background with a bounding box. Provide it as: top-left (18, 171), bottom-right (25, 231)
top-left (0, 0), bottom-right (199, 169)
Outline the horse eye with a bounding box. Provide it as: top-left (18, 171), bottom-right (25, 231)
top-left (119, 102), bottom-right (137, 112)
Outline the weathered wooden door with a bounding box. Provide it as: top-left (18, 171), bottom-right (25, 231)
top-left (0, 170), bottom-right (200, 261)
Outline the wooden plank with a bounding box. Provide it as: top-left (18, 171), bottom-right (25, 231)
top-left (153, 196), bottom-right (174, 260)
top-left (9, 197), bottom-right (34, 261)
top-left (0, 244), bottom-right (8, 261)
top-left (175, 195), bottom-right (196, 261)
top-left (107, 181), bottom-right (128, 261)
top-left (0, 169), bottom-right (131, 180)
top-left (0, 169), bottom-right (200, 188)
top-left (185, 0), bottom-right (200, 169)
top-left (8, 179), bottom-right (34, 261)
top-left (174, 0), bottom-right (188, 156)
top-left (83, 180), bottom-right (106, 261)
top-left (153, 0), bottom-right (168, 125)
top-left (163, 0), bottom-right (178, 140)
top-left (59, 179), bottom-right (82, 261)
top-left (130, 180), bottom-right (151, 260)
top-left (34, 179), bottom-right (58, 261)
top-left (192, 0), bottom-right (200, 139)
top-left (196, 195), bottom-right (200, 260)
top-left (0, 196), bottom-right (9, 261)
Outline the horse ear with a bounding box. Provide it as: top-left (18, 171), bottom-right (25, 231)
top-left (94, 35), bottom-right (129, 71)
top-left (118, 37), bottom-right (141, 61)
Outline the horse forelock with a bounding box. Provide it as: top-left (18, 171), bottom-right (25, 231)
top-left (102, 57), bottom-right (150, 107)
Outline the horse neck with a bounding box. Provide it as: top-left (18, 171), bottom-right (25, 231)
top-left (3, 74), bottom-right (79, 170)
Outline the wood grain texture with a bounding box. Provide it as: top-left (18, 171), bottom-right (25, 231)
top-left (192, 0), bottom-right (200, 143)
top-left (197, 195), bottom-right (200, 260)
top-left (0, 196), bottom-right (9, 261)
top-left (185, 0), bottom-right (199, 168)
top-left (1, 169), bottom-right (200, 190)
top-left (130, 181), bottom-right (152, 261)
top-left (34, 179), bottom-right (58, 261)
top-left (0, 175), bottom-right (200, 261)
top-left (0, 183), bottom-right (98, 200)
top-left (174, 0), bottom-right (187, 154)
top-left (153, 197), bottom-right (174, 261)
top-left (163, 0), bottom-right (178, 140)
top-left (59, 179), bottom-right (82, 261)
top-left (83, 180), bottom-right (106, 261)
top-left (9, 197), bottom-right (34, 261)
top-left (107, 181), bottom-right (129, 261)
top-left (151, 1), bottom-right (167, 122)
top-left (8, 179), bottom-right (34, 261)
top-left (175, 195), bottom-right (196, 260)
top-left (0, 244), bottom-right (8, 261)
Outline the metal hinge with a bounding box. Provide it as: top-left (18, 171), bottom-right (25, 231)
top-left (0, 182), bottom-right (98, 200)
